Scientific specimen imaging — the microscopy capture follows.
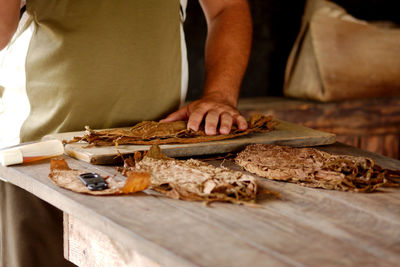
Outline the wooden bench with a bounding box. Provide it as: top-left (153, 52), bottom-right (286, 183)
top-left (239, 97), bottom-right (400, 159)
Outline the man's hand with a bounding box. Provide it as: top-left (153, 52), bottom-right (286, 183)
top-left (160, 96), bottom-right (248, 135)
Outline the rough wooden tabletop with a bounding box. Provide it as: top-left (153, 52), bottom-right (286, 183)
top-left (0, 143), bottom-right (399, 267)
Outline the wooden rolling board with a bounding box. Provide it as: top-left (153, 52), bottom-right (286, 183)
top-left (43, 120), bottom-right (336, 164)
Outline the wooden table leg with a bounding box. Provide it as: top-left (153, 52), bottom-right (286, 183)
top-left (63, 212), bottom-right (160, 267)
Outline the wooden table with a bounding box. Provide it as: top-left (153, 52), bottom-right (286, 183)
top-left (1, 143), bottom-right (400, 266)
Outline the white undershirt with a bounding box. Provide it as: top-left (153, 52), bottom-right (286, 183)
top-left (0, 14), bottom-right (32, 149)
top-left (180, 0), bottom-right (189, 106)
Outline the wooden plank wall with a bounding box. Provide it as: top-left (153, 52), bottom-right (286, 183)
top-left (239, 97), bottom-right (400, 159)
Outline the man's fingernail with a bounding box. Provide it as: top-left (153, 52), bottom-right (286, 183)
top-left (188, 125), bottom-right (197, 131)
top-left (206, 129), bottom-right (216, 135)
top-left (220, 127), bottom-right (229, 134)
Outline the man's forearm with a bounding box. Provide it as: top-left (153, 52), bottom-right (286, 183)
top-left (161, 0), bottom-right (251, 135)
top-left (200, 0), bottom-right (252, 107)
top-left (0, 0), bottom-right (20, 50)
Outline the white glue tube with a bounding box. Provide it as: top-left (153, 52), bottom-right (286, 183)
top-left (0, 139), bottom-right (64, 166)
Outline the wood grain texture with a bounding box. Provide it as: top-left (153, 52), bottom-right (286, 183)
top-left (1, 143), bottom-right (399, 266)
top-left (238, 97), bottom-right (400, 159)
top-left (335, 135), bottom-right (359, 148)
top-left (43, 120), bottom-right (336, 164)
top-left (64, 214), bottom-right (160, 267)
top-left (239, 97), bottom-right (400, 136)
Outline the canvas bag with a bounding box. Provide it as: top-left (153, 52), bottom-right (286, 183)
top-left (284, 0), bottom-right (400, 102)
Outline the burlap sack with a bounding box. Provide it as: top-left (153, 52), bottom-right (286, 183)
top-left (284, 0), bottom-right (400, 101)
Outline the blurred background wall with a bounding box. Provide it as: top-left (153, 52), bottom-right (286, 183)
top-left (184, 0), bottom-right (306, 101)
top-left (184, 0), bottom-right (399, 101)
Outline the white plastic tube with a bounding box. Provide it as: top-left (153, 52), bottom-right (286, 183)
top-left (0, 139), bottom-right (64, 166)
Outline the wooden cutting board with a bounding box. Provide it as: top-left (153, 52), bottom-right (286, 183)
top-left (43, 120), bottom-right (336, 164)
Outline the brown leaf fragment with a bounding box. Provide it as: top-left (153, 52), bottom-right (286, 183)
top-left (383, 170), bottom-right (400, 187)
top-left (68, 114), bottom-right (277, 146)
top-left (50, 157), bottom-right (71, 171)
top-left (134, 151), bottom-right (145, 163)
top-left (235, 144), bottom-right (399, 192)
top-left (146, 144), bottom-right (172, 160)
top-left (120, 172), bottom-right (150, 194)
top-left (123, 156), bottom-right (136, 169)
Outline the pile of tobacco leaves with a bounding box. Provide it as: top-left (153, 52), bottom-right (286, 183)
top-left (117, 145), bottom-right (278, 205)
top-left (236, 144), bottom-right (400, 192)
top-left (69, 114), bottom-right (277, 146)
top-left (49, 145), bottom-right (278, 205)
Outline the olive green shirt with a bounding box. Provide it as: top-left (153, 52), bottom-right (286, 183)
top-left (21, 0), bottom-right (182, 142)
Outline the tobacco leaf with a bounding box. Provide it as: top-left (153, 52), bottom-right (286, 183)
top-left (48, 158), bottom-right (149, 195)
top-left (119, 145), bottom-right (274, 205)
top-left (50, 158), bottom-right (71, 171)
top-left (120, 172), bottom-right (150, 194)
top-left (69, 114), bottom-right (277, 146)
top-left (236, 144), bottom-right (400, 192)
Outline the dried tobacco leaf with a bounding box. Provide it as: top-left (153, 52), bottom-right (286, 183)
top-left (70, 114), bottom-right (277, 146)
top-left (50, 158), bottom-right (71, 171)
top-left (120, 172), bottom-right (150, 194)
top-left (48, 158), bottom-right (149, 195)
top-left (119, 145), bottom-right (273, 205)
top-left (235, 144), bottom-right (400, 192)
